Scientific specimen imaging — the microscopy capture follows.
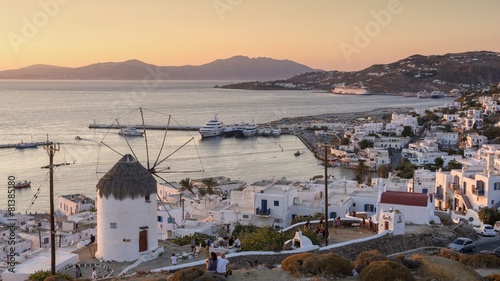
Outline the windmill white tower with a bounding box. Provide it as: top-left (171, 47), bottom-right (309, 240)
top-left (95, 154), bottom-right (160, 262)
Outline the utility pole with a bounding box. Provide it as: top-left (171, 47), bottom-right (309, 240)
top-left (41, 142), bottom-right (70, 275)
top-left (323, 146), bottom-right (329, 246)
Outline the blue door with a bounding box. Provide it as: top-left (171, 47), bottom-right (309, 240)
top-left (261, 199), bottom-right (267, 210)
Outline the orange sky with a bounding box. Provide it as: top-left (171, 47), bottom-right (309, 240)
top-left (1, 0), bottom-right (500, 71)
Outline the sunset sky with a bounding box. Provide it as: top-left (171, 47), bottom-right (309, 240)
top-left (1, 0), bottom-right (500, 71)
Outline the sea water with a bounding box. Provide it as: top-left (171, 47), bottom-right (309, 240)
top-left (0, 80), bottom-right (451, 212)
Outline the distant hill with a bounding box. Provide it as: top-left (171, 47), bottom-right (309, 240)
top-left (222, 51), bottom-right (500, 94)
top-left (0, 56), bottom-right (319, 81)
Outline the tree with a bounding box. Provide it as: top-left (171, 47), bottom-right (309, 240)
top-left (179, 178), bottom-right (195, 194)
top-left (394, 158), bottom-right (414, 179)
top-left (353, 159), bottom-right (370, 184)
top-left (434, 157), bottom-right (444, 169)
top-left (401, 126), bottom-right (414, 138)
top-left (478, 207), bottom-right (500, 225)
top-left (358, 139), bottom-right (374, 149)
top-left (377, 164), bottom-right (391, 178)
top-left (202, 177), bottom-right (218, 195)
top-left (446, 159), bottom-right (463, 170)
top-left (340, 137), bottom-right (350, 145)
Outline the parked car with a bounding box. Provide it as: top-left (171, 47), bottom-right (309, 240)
top-left (474, 224), bottom-right (496, 237)
top-left (448, 237), bottom-right (475, 253)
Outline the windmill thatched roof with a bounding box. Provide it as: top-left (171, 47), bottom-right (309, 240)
top-left (96, 154), bottom-right (156, 201)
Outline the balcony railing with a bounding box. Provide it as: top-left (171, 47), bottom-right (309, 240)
top-left (474, 189), bottom-right (485, 196)
top-left (255, 207), bottom-right (271, 217)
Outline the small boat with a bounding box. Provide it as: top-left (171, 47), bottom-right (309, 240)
top-left (224, 125), bottom-right (236, 138)
top-left (294, 151), bottom-right (301, 156)
top-left (272, 128), bottom-right (282, 136)
top-left (15, 180), bottom-right (31, 189)
top-left (15, 141), bottom-right (38, 149)
top-left (118, 127), bottom-right (144, 136)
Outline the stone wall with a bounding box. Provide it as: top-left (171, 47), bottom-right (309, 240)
top-left (229, 228), bottom-right (454, 267)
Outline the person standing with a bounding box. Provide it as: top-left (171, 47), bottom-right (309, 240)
top-left (361, 217), bottom-right (366, 233)
top-left (369, 217), bottom-right (374, 234)
top-left (190, 236), bottom-right (196, 254)
top-left (92, 267), bottom-right (97, 280)
top-left (170, 253), bottom-right (178, 265)
top-left (75, 265), bottom-right (82, 279)
top-left (216, 253), bottom-right (231, 277)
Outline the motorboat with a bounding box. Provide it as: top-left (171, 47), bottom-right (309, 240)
top-left (199, 115), bottom-right (226, 138)
top-left (294, 151), bottom-right (301, 156)
top-left (430, 91), bottom-right (445, 99)
top-left (14, 180), bottom-right (31, 189)
top-left (118, 127), bottom-right (144, 136)
top-left (272, 128), bottom-right (282, 136)
top-left (224, 125), bottom-right (236, 138)
top-left (242, 123), bottom-right (258, 137)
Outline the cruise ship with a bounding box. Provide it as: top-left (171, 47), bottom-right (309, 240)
top-left (199, 115), bottom-right (226, 138)
top-left (331, 83), bottom-right (373, 95)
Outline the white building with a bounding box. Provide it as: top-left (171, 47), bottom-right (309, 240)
top-left (58, 194), bottom-right (95, 216)
top-left (378, 191), bottom-right (435, 225)
top-left (95, 154), bottom-right (160, 262)
top-left (465, 133), bottom-right (488, 149)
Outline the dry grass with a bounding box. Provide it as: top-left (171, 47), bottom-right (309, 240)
top-left (352, 249), bottom-right (388, 273)
top-left (412, 254), bottom-right (483, 281)
top-left (486, 273), bottom-right (500, 281)
top-left (461, 254), bottom-right (500, 269)
top-left (438, 248), bottom-right (463, 261)
top-left (169, 267), bottom-right (205, 281)
top-left (280, 252), bottom-right (352, 278)
top-left (359, 260), bottom-right (414, 281)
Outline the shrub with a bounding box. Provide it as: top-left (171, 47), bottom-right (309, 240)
top-left (28, 271), bottom-right (72, 281)
top-left (170, 267), bottom-right (205, 281)
top-left (316, 253), bottom-right (353, 277)
top-left (281, 252), bottom-right (352, 277)
top-left (281, 253), bottom-right (316, 276)
top-left (438, 247), bottom-right (463, 261)
top-left (391, 254), bottom-right (420, 269)
top-left (360, 260), bottom-right (414, 281)
top-left (239, 226), bottom-right (287, 252)
top-left (353, 250), bottom-right (388, 273)
top-left (171, 233), bottom-right (215, 247)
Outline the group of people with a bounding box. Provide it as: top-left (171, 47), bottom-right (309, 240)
top-left (361, 217), bottom-right (377, 233)
top-left (206, 251), bottom-right (232, 277)
top-left (74, 265), bottom-right (97, 280)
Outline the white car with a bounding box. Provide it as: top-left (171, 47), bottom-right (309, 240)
top-left (474, 224), bottom-right (496, 237)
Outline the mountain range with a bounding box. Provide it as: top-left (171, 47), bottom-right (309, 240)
top-left (222, 51), bottom-right (500, 94)
top-left (0, 56), bottom-right (318, 81)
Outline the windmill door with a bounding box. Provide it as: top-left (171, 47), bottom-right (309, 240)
top-left (139, 230), bottom-right (148, 252)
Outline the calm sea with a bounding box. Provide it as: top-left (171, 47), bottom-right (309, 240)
top-left (0, 80), bottom-right (451, 212)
